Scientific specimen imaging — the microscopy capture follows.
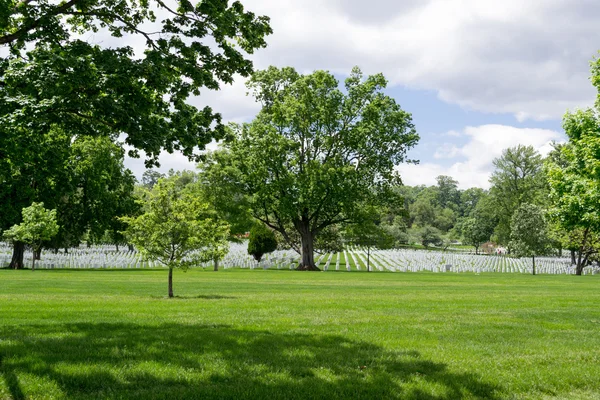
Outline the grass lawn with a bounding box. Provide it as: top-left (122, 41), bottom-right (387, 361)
top-left (0, 269), bottom-right (599, 399)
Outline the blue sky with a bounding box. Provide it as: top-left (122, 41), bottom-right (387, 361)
top-left (124, 0), bottom-right (600, 189)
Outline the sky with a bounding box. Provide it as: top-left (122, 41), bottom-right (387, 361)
top-left (123, 0), bottom-right (600, 189)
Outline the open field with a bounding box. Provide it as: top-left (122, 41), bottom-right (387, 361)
top-left (0, 269), bottom-right (599, 399)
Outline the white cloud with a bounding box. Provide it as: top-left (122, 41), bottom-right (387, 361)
top-left (433, 143), bottom-right (459, 159)
top-left (396, 124), bottom-right (563, 189)
top-left (115, 1), bottom-right (592, 178)
top-left (238, 0), bottom-right (600, 121)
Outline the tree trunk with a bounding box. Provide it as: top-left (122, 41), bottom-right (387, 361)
top-left (576, 249), bottom-right (583, 276)
top-left (64, 247), bottom-right (69, 254)
top-left (116, 244), bottom-right (119, 252)
top-left (31, 248), bottom-right (36, 271)
top-left (297, 228), bottom-right (319, 271)
top-left (34, 248), bottom-right (41, 260)
top-left (367, 247), bottom-right (371, 272)
top-left (570, 249), bottom-right (576, 265)
top-left (532, 255), bottom-right (536, 276)
top-left (128, 244), bottom-right (134, 252)
top-left (9, 242), bottom-right (25, 269)
top-left (168, 267), bottom-right (174, 298)
top-left (213, 258), bottom-right (219, 271)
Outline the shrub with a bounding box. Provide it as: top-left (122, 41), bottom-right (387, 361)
top-left (247, 224), bottom-right (277, 262)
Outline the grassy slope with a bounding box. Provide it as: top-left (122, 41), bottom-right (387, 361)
top-left (0, 269), bottom-right (599, 400)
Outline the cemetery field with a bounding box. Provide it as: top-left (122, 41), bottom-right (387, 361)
top-left (0, 270), bottom-right (599, 400)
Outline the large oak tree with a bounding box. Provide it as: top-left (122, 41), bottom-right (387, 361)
top-left (216, 66), bottom-right (418, 270)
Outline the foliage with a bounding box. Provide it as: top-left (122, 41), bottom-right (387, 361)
top-left (218, 66), bottom-right (418, 269)
top-left (196, 151), bottom-right (255, 237)
top-left (459, 187), bottom-right (486, 217)
top-left (247, 224), bottom-right (277, 262)
top-left (459, 195), bottom-right (497, 254)
top-left (0, 0), bottom-right (272, 166)
top-left (3, 202), bottom-right (59, 269)
top-left (121, 179), bottom-right (229, 297)
top-left (69, 136), bottom-right (138, 245)
top-left (546, 109), bottom-right (600, 274)
top-left (0, 129), bottom-right (137, 264)
top-left (509, 203), bottom-right (550, 274)
top-left (343, 212), bottom-right (396, 250)
top-left (0, 128), bottom-right (71, 237)
top-left (435, 175), bottom-right (460, 210)
top-left (489, 145), bottom-right (546, 245)
top-left (418, 225), bottom-right (443, 248)
top-left (141, 170), bottom-right (165, 189)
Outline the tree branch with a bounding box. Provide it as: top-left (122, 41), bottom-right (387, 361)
top-left (0, 0), bottom-right (82, 45)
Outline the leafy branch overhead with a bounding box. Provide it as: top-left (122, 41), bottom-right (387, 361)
top-left (0, 0), bottom-right (272, 165)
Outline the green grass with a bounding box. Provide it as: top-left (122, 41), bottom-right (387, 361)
top-left (1, 269), bottom-right (599, 399)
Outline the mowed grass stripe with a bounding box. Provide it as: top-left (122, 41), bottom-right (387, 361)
top-left (0, 269), bottom-right (599, 399)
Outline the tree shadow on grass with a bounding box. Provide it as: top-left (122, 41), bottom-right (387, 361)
top-left (0, 354), bottom-right (25, 400)
top-left (0, 323), bottom-right (503, 400)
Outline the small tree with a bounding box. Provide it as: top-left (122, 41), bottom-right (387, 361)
top-left (510, 203), bottom-right (550, 275)
top-left (459, 200), bottom-right (497, 254)
top-left (3, 202), bottom-right (59, 270)
top-left (461, 218), bottom-right (490, 254)
top-left (121, 180), bottom-right (229, 298)
top-left (248, 224), bottom-right (277, 263)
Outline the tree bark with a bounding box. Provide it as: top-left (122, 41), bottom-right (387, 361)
top-left (9, 242), bottom-right (25, 269)
top-left (297, 227), bottom-right (319, 271)
top-left (168, 267), bottom-right (174, 298)
top-left (116, 244), bottom-right (119, 252)
top-left (32, 248), bottom-right (37, 271)
top-left (34, 248), bottom-right (41, 260)
top-left (213, 258), bottom-right (219, 271)
top-left (367, 247), bottom-right (371, 272)
top-left (128, 244), bottom-right (134, 252)
top-left (576, 249), bottom-right (583, 276)
top-left (532, 255), bottom-right (535, 276)
top-left (570, 249), bottom-right (576, 265)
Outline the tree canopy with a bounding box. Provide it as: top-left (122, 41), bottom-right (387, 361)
top-left (0, 0), bottom-right (272, 165)
top-left (489, 145), bottom-right (546, 245)
top-left (121, 178), bottom-right (229, 297)
top-left (510, 203), bottom-right (550, 275)
top-left (546, 109), bottom-right (600, 274)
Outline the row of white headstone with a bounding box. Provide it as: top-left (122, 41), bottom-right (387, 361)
top-left (1, 242), bottom-right (598, 275)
